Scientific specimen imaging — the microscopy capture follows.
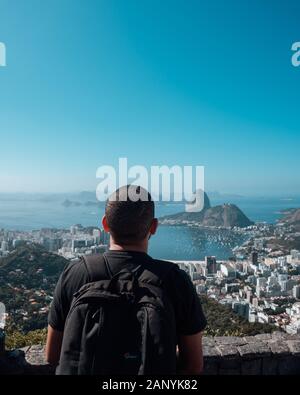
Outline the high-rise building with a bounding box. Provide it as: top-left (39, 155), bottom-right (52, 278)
top-left (278, 256), bottom-right (287, 267)
top-left (251, 251), bottom-right (258, 265)
top-left (254, 239), bottom-right (264, 250)
top-left (256, 277), bottom-right (267, 288)
top-left (293, 285), bottom-right (300, 299)
top-left (246, 290), bottom-right (253, 304)
top-left (71, 239), bottom-right (86, 252)
top-left (205, 256), bottom-right (217, 274)
top-left (93, 229), bottom-right (101, 238)
top-left (70, 225), bottom-right (78, 235)
top-left (220, 263), bottom-right (236, 278)
top-left (42, 237), bottom-right (62, 252)
top-left (1, 241), bottom-right (8, 252)
top-left (12, 239), bottom-right (24, 248)
top-left (256, 277), bottom-right (267, 298)
top-left (93, 229), bottom-right (101, 245)
top-left (280, 280), bottom-right (289, 292)
top-left (278, 274), bottom-right (288, 282)
top-left (248, 310), bottom-right (257, 323)
top-left (291, 250), bottom-right (300, 260)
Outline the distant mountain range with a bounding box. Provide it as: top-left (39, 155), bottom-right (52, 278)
top-left (62, 199), bottom-right (104, 207)
top-left (207, 191), bottom-right (244, 199)
top-left (160, 191), bottom-right (254, 228)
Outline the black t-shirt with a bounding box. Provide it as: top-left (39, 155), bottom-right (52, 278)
top-left (48, 250), bottom-right (207, 337)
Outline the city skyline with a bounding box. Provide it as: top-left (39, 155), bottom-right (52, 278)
top-left (0, 0), bottom-right (300, 195)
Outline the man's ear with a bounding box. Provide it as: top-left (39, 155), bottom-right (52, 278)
top-left (102, 215), bottom-right (110, 232)
top-left (149, 218), bottom-right (158, 235)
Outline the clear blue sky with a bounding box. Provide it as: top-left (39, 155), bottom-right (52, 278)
top-left (0, 0), bottom-right (299, 195)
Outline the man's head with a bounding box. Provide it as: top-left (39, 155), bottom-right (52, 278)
top-left (102, 185), bottom-right (158, 248)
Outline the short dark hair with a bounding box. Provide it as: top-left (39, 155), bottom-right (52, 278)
top-left (105, 185), bottom-right (155, 244)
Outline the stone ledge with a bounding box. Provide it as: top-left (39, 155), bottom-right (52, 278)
top-left (0, 332), bottom-right (300, 375)
top-left (202, 333), bottom-right (300, 375)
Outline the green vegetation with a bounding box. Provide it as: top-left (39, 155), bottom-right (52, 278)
top-left (5, 327), bottom-right (47, 350)
top-left (267, 236), bottom-right (300, 253)
top-left (0, 244), bottom-right (67, 332)
top-left (200, 296), bottom-right (276, 336)
top-left (5, 296), bottom-right (276, 349)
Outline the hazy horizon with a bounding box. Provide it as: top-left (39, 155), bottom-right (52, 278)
top-left (0, 189), bottom-right (300, 199)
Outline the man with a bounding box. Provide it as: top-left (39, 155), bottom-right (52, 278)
top-left (46, 185), bottom-right (207, 374)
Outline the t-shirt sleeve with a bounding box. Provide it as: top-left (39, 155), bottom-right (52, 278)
top-left (48, 271), bottom-right (66, 331)
top-left (48, 259), bottom-right (87, 331)
top-left (172, 268), bottom-right (207, 336)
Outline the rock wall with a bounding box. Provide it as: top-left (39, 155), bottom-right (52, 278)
top-left (1, 333), bottom-right (300, 375)
top-left (203, 332), bottom-right (300, 375)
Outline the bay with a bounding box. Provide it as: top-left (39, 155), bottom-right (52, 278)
top-left (0, 195), bottom-right (299, 260)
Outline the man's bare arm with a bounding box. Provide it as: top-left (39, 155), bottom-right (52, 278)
top-left (177, 332), bottom-right (204, 375)
top-left (45, 325), bottom-right (63, 366)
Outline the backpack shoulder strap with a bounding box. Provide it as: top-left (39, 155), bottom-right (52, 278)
top-left (82, 254), bottom-right (175, 285)
top-left (81, 253), bottom-right (111, 282)
top-left (139, 259), bottom-right (176, 286)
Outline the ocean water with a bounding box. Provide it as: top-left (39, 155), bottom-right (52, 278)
top-left (0, 195), bottom-right (299, 260)
top-left (148, 226), bottom-right (248, 260)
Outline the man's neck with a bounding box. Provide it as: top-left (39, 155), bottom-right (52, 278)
top-left (109, 240), bottom-right (148, 253)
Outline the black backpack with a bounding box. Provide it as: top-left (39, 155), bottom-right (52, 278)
top-left (56, 254), bottom-right (177, 375)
